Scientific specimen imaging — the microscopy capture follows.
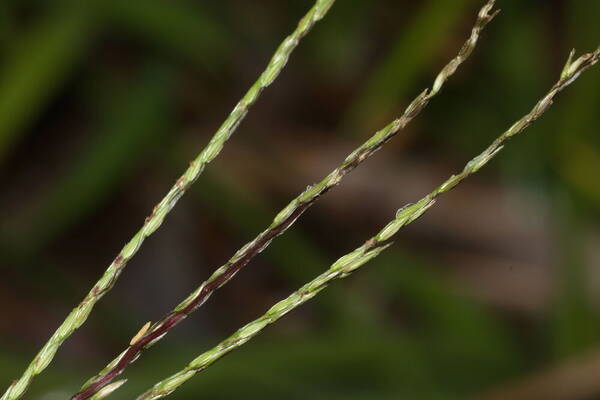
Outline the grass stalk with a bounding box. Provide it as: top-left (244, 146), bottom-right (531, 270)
top-left (70, 2), bottom-right (499, 399)
top-left (0, 1), bottom-right (335, 399)
top-left (133, 48), bottom-right (600, 400)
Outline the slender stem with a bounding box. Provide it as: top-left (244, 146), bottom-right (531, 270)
top-left (134, 48), bottom-right (600, 400)
top-left (0, 2), bottom-right (335, 400)
top-left (70, 2), bottom-right (499, 399)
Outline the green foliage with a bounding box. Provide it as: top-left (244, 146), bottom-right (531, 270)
top-left (0, 4), bottom-right (94, 160)
top-left (1, 1), bottom-right (600, 400)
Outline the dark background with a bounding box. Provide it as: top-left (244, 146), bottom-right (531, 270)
top-left (1, 0), bottom-right (600, 399)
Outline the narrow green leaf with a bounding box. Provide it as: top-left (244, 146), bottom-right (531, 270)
top-left (18, 65), bottom-right (174, 249)
top-left (0, 7), bottom-right (94, 161)
top-left (102, 0), bottom-right (233, 69)
top-left (341, 0), bottom-right (476, 135)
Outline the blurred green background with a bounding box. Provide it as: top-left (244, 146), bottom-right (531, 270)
top-left (1, 0), bottom-right (599, 399)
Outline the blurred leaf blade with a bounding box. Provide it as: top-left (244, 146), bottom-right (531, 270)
top-left (10, 64), bottom-right (175, 250)
top-left (102, 0), bottom-right (233, 70)
top-left (372, 250), bottom-right (523, 393)
top-left (555, 0), bottom-right (600, 204)
top-left (550, 194), bottom-right (600, 358)
top-left (549, 0), bottom-right (600, 360)
top-left (0, 6), bottom-right (95, 162)
top-left (342, 0), bottom-right (476, 135)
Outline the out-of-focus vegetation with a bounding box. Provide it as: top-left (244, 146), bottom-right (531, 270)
top-left (1, 1), bottom-right (599, 399)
